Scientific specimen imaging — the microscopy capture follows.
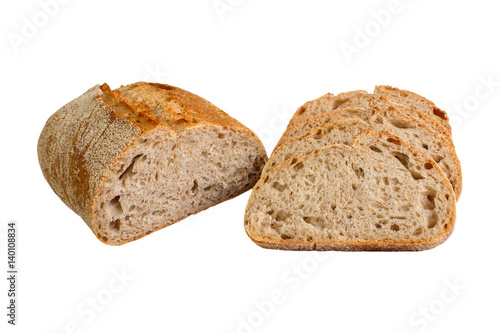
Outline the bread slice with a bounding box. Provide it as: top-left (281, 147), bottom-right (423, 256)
top-left (245, 130), bottom-right (456, 251)
top-left (279, 102), bottom-right (452, 150)
top-left (38, 82), bottom-right (268, 245)
top-left (266, 109), bottom-right (462, 198)
top-left (286, 87), bottom-right (452, 138)
top-left (289, 91), bottom-right (370, 126)
top-left (374, 85), bottom-right (451, 134)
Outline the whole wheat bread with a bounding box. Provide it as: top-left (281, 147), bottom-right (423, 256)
top-left (38, 82), bottom-right (268, 245)
top-left (245, 130), bottom-right (456, 251)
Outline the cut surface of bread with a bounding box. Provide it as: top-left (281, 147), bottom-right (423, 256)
top-left (267, 108), bottom-right (462, 197)
top-left (245, 130), bottom-right (456, 251)
top-left (286, 86), bottom-right (451, 138)
top-left (290, 91), bottom-right (371, 126)
top-left (373, 85), bottom-right (451, 133)
top-left (38, 82), bottom-right (268, 245)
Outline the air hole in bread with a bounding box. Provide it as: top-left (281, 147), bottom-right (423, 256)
top-left (387, 138), bottom-right (402, 145)
top-left (424, 163), bottom-right (433, 170)
top-left (391, 152), bottom-right (409, 168)
top-left (413, 227), bottom-right (423, 236)
top-left (314, 129), bottom-right (324, 140)
top-left (293, 162), bottom-right (304, 172)
top-left (370, 146), bottom-right (382, 153)
top-left (431, 155), bottom-right (444, 163)
top-left (272, 182), bottom-right (287, 192)
top-left (218, 133), bottom-right (225, 139)
top-left (427, 211), bottom-right (438, 228)
top-left (119, 154), bottom-right (142, 181)
top-left (422, 143), bottom-right (429, 150)
top-left (390, 224), bottom-right (400, 231)
top-left (422, 190), bottom-right (436, 210)
top-left (191, 180), bottom-right (199, 195)
top-left (374, 223), bottom-right (382, 229)
top-left (389, 119), bottom-right (415, 129)
top-left (352, 184), bottom-right (358, 191)
top-left (109, 196), bottom-right (123, 215)
top-left (410, 170), bottom-right (425, 180)
top-left (303, 216), bottom-right (327, 229)
top-left (275, 210), bottom-right (290, 221)
top-left (352, 165), bottom-right (365, 178)
top-left (109, 219), bottom-right (121, 232)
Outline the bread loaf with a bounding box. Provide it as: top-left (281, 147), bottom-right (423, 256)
top-left (38, 82), bottom-right (267, 245)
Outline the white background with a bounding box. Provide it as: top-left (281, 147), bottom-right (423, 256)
top-left (1, 0), bottom-right (499, 332)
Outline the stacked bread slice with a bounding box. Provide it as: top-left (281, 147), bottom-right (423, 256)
top-left (245, 86), bottom-right (461, 251)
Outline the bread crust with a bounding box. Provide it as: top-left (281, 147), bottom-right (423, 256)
top-left (38, 82), bottom-right (267, 244)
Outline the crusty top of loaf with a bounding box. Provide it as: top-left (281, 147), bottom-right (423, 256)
top-left (116, 82), bottom-right (246, 133)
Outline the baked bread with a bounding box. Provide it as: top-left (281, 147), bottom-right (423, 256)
top-left (287, 86), bottom-right (452, 137)
top-left (38, 82), bottom-right (267, 245)
top-left (245, 130), bottom-right (456, 251)
top-left (265, 108), bottom-right (462, 197)
top-left (373, 86), bottom-right (451, 134)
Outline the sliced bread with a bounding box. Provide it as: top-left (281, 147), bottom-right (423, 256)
top-left (374, 85), bottom-right (451, 133)
top-left (286, 86), bottom-right (451, 138)
top-left (245, 130), bottom-right (456, 251)
top-left (38, 82), bottom-right (268, 245)
top-left (266, 109), bottom-right (462, 197)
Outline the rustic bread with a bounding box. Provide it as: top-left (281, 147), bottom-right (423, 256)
top-left (286, 86), bottom-right (452, 138)
top-left (289, 90), bottom-right (371, 126)
top-left (266, 108), bottom-right (462, 197)
top-left (38, 82), bottom-right (268, 245)
top-left (245, 130), bottom-right (456, 251)
top-left (373, 85), bottom-right (451, 134)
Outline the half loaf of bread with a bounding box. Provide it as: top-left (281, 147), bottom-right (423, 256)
top-left (38, 82), bottom-right (267, 245)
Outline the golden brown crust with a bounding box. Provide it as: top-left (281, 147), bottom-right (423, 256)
top-left (37, 85), bottom-right (147, 226)
top-left (116, 82), bottom-right (248, 133)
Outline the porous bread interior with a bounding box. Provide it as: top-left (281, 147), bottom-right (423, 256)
top-left (371, 97), bottom-right (453, 145)
top-left (276, 107), bottom-right (371, 148)
top-left (94, 125), bottom-right (265, 245)
top-left (267, 110), bottom-right (462, 197)
top-left (263, 118), bottom-right (370, 173)
top-left (245, 133), bottom-right (455, 248)
top-left (290, 91), bottom-right (371, 126)
top-left (373, 86), bottom-right (449, 123)
top-left (286, 89), bottom-right (452, 141)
